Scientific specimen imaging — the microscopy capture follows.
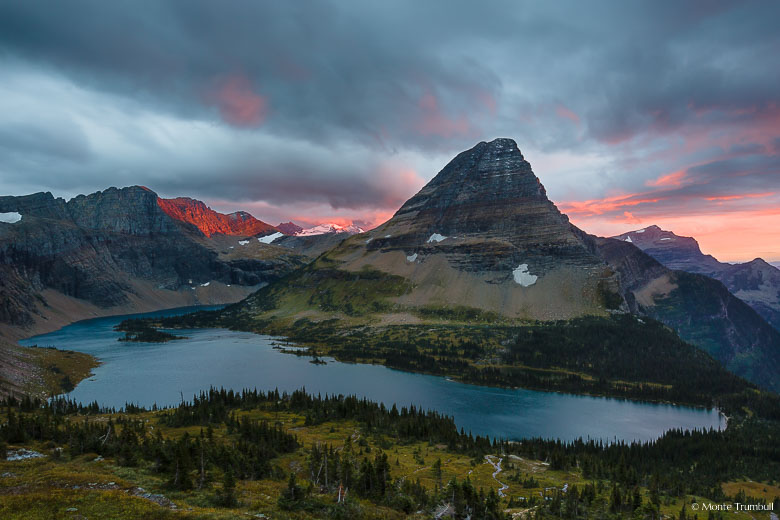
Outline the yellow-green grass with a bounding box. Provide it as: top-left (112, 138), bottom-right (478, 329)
top-left (24, 346), bottom-right (99, 397)
top-left (2, 406), bottom-right (771, 519)
top-left (722, 480), bottom-right (780, 502)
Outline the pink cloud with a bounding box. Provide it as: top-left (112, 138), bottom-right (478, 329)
top-left (646, 170), bottom-right (686, 187)
top-left (555, 104), bottom-right (580, 125)
top-left (477, 90), bottom-right (497, 115)
top-left (622, 211), bottom-right (641, 224)
top-left (559, 193), bottom-right (663, 216)
top-left (210, 75), bottom-right (268, 127)
top-left (704, 192), bottom-right (774, 202)
top-left (415, 92), bottom-right (470, 138)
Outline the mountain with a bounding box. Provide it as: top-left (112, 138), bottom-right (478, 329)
top-left (296, 222), bottom-right (365, 236)
top-left (265, 222), bottom-right (366, 257)
top-left (216, 138), bottom-right (780, 391)
top-left (614, 225), bottom-right (780, 331)
top-left (156, 196), bottom-right (278, 237)
top-left (276, 221), bottom-right (303, 235)
top-left (0, 186), bottom-right (306, 345)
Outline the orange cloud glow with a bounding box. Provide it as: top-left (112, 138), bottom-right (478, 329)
top-left (563, 204), bottom-right (780, 263)
top-left (559, 193), bottom-right (662, 216)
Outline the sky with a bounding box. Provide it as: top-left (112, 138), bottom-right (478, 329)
top-left (0, 1), bottom-right (778, 262)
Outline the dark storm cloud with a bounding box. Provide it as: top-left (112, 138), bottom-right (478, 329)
top-left (0, 0), bottom-right (778, 228)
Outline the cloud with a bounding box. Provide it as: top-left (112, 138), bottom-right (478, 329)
top-left (415, 92), bottom-right (471, 138)
top-left (209, 75), bottom-right (268, 127)
top-left (646, 171), bottom-right (686, 188)
top-left (0, 0), bottom-right (777, 259)
top-left (555, 104), bottom-right (580, 126)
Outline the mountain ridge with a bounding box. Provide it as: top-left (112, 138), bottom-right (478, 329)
top-left (614, 225), bottom-right (780, 331)
top-left (156, 196), bottom-right (279, 237)
top-left (0, 186), bottom-right (308, 344)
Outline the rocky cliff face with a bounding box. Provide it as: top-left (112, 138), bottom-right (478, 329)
top-left (0, 186), bottom-right (306, 339)
top-left (614, 226), bottom-right (780, 331)
top-left (157, 196), bottom-right (278, 237)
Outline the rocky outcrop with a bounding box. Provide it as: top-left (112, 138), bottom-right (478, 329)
top-left (156, 196), bottom-right (278, 237)
top-left (614, 226), bottom-right (780, 331)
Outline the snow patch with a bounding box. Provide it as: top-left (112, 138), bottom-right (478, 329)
top-left (512, 263), bottom-right (538, 287)
top-left (365, 238), bottom-right (373, 244)
top-left (427, 233), bottom-right (447, 243)
top-left (238, 240), bottom-right (250, 245)
top-left (200, 282), bottom-right (210, 287)
top-left (0, 212), bottom-right (22, 224)
top-left (384, 234), bottom-right (392, 238)
top-left (660, 237), bottom-right (672, 241)
top-left (624, 236), bottom-right (633, 243)
top-left (257, 232), bottom-right (284, 244)
top-left (406, 253), bottom-right (418, 262)
top-left (636, 228), bottom-right (646, 233)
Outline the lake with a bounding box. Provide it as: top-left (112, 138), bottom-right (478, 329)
top-left (21, 306), bottom-right (725, 443)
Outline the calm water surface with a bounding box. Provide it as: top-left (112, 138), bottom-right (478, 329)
top-left (21, 306), bottom-right (725, 443)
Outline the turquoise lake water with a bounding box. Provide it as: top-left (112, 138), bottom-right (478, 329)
top-left (21, 306), bottom-right (725, 443)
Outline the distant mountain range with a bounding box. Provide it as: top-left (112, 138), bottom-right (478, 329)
top-left (0, 187), bottom-right (310, 345)
top-left (614, 225), bottom-right (780, 331)
top-left (220, 138), bottom-right (780, 391)
top-left (296, 222), bottom-right (365, 236)
top-left (155, 198), bottom-right (367, 240)
top-left (276, 221), bottom-right (365, 237)
top-left (0, 186), bottom-right (366, 347)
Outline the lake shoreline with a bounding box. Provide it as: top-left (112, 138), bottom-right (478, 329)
top-left (21, 307), bottom-right (726, 444)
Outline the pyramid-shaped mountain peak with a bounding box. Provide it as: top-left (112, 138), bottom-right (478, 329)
top-left (305, 138), bottom-right (616, 320)
top-left (380, 139), bottom-right (589, 271)
top-left (401, 138), bottom-right (546, 216)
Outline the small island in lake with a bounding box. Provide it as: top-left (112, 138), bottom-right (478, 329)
top-left (114, 319), bottom-right (187, 343)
